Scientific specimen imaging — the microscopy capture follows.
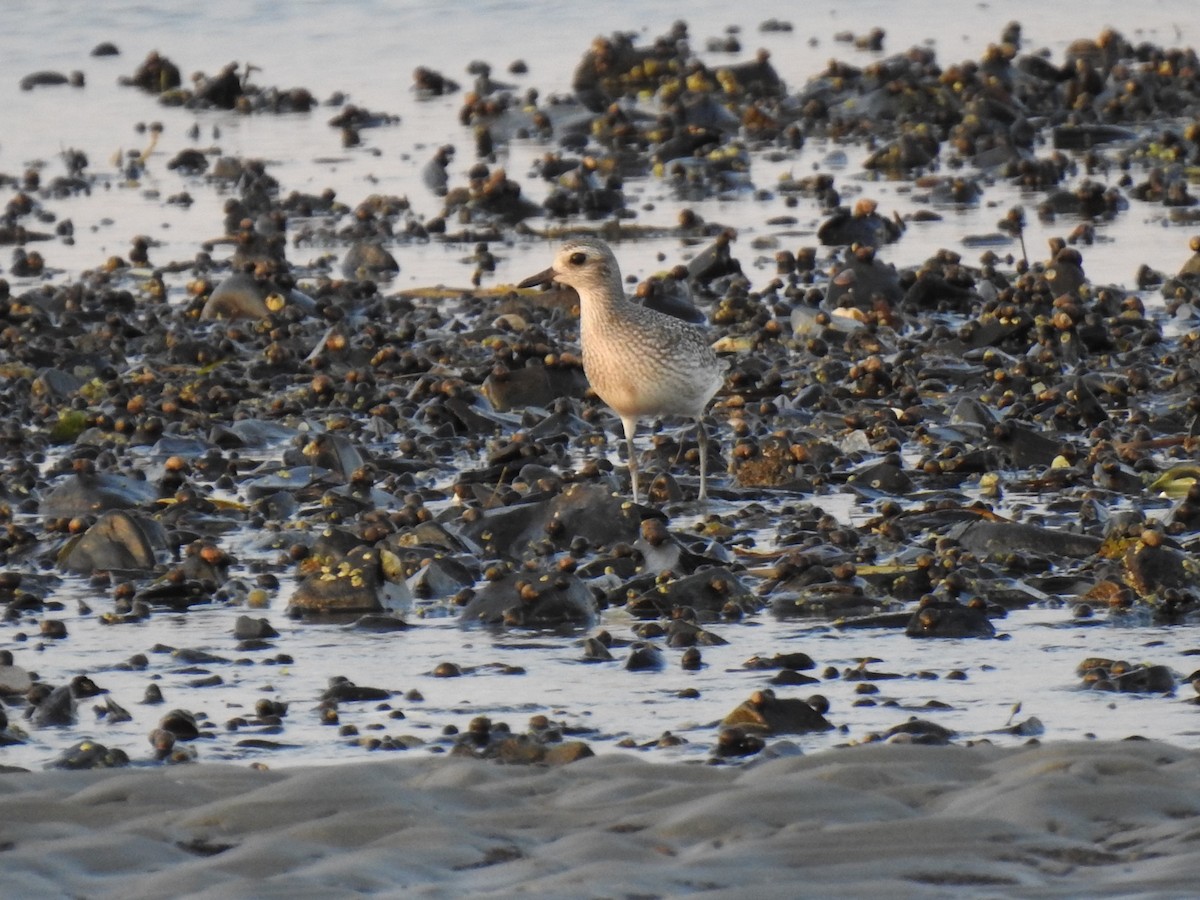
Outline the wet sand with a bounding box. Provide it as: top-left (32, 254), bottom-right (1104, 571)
top-left (4, 738), bottom-right (1200, 898)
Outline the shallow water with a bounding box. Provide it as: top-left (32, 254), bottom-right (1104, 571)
top-left (3, 0), bottom-right (1200, 770)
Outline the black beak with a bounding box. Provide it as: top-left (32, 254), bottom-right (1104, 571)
top-left (518, 266), bottom-right (557, 289)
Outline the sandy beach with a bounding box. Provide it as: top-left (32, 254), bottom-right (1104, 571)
top-left (4, 738), bottom-right (1200, 898)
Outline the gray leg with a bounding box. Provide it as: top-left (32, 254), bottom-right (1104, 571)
top-left (696, 417), bottom-right (708, 500)
top-left (622, 416), bottom-right (640, 502)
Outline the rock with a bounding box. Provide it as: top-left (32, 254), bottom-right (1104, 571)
top-left (347, 614), bottom-right (412, 633)
top-left (1079, 658), bottom-right (1177, 693)
top-left (49, 740), bottom-right (130, 770)
top-left (882, 718), bottom-right (957, 745)
top-left (121, 51), bottom-right (182, 92)
top-left (0, 664), bottom-right (33, 696)
top-left (406, 556), bottom-right (478, 600)
top-left (822, 245), bottom-right (903, 311)
top-left (721, 689), bottom-right (834, 734)
top-left (288, 547), bottom-right (385, 615)
top-left (342, 241), bottom-right (399, 278)
top-left (580, 637), bottom-right (614, 662)
top-left (57, 511), bottom-right (168, 574)
top-left (234, 616), bottom-right (279, 640)
top-left (713, 726), bottom-right (766, 758)
top-left (158, 709), bottom-right (201, 740)
top-left (818, 199), bottom-right (903, 247)
top-left (481, 365), bottom-right (588, 412)
top-left (320, 678), bottom-right (390, 703)
top-left (201, 272), bottom-right (271, 320)
top-left (1123, 533), bottom-right (1196, 598)
top-left (543, 740), bottom-right (594, 765)
top-left (42, 473), bottom-right (160, 518)
top-left (31, 685), bottom-right (76, 727)
top-left (664, 618), bottom-right (727, 648)
top-left (20, 71), bottom-right (71, 91)
top-left (950, 519), bottom-right (1102, 561)
top-left (460, 570), bottom-right (597, 628)
top-left (624, 642), bottom-right (666, 671)
top-left (459, 482), bottom-right (640, 560)
top-left (626, 567), bottom-right (758, 618)
top-left (905, 597), bottom-right (996, 638)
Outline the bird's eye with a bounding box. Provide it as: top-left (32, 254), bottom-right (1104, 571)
top-left (568, 251), bottom-right (587, 266)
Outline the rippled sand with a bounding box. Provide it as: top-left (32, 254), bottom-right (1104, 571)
top-left (4, 739), bottom-right (1199, 898)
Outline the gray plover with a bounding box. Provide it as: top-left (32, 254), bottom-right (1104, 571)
top-left (519, 237), bottom-right (725, 501)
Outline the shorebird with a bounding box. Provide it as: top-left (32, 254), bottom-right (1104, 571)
top-left (519, 237), bottom-right (725, 501)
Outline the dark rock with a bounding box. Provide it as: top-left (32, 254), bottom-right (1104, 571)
top-left (882, 718), bottom-right (957, 745)
top-left (406, 556), bottom-right (478, 600)
top-left (31, 684), bottom-right (76, 727)
top-left (461, 570), bottom-right (597, 628)
top-left (624, 641), bottom-right (666, 671)
top-left (342, 241), bottom-right (399, 279)
top-left (950, 519), bottom-right (1102, 561)
top-left (459, 483), bottom-right (639, 559)
top-left (713, 726), bottom-right (765, 758)
top-left (581, 636), bottom-right (615, 662)
top-left (43, 473), bottom-right (159, 518)
top-left (905, 597), bottom-right (996, 638)
top-left (347, 614), bottom-right (412, 632)
top-left (50, 740), bottom-right (130, 770)
top-left (721, 689), bottom-right (834, 734)
top-left (818, 200), bottom-right (903, 248)
top-left (320, 678), bottom-right (391, 702)
top-left (96, 696), bottom-right (132, 724)
top-left (158, 709), bottom-right (201, 740)
top-left (288, 546), bottom-right (386, 615)
top-left (121, 51), bottom-right (182, 93)
top-left (20, 71), bottom-right (71, 91)
top-left (626, 567), bottom-right (757, 618)
top-left (823, 246), bottom-right (903, 311)
top-left (482, 365), bottom-right (588, 412)
top-left (1079, 657), bottom-right (1177, 694)
top-left (233, 616), bottom-right (279, 640)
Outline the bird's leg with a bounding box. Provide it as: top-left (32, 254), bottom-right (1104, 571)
top-left (696, 417), bottom-right (708, 500)
top-left (621, 416), bottom-right (640, 503)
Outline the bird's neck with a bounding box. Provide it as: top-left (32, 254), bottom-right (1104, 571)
top-left (579, 276), bottom-right (629, 327)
